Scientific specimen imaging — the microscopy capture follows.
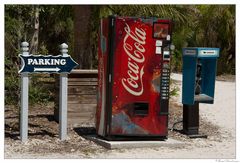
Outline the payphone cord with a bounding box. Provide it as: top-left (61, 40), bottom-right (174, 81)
top-left (169, 120), bottom-right (183, 132)
top-left (195, 81), bottom-right (202, 95)
top-left (195, 61), bottom-right (202, 95)
top-left (170, 63), bottom-right (202, 132)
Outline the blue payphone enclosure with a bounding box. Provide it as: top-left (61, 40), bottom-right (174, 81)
top-left (182, 47), bottom-right (220, 105)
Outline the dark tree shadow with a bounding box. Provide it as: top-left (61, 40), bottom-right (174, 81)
top-left (73, 127), bottom-right (96, 136)
top-left (5, 129), bottom-right (56, 140)
top-left (5, 114), bottom-right (57, 140)
top-left (5, 114), bottom-right (55, 122)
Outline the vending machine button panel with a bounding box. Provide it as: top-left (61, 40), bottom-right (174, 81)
top-left (160, 63), bottom-right (170, 100)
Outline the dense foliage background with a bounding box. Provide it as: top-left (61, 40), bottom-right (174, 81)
top-left (5, 5), bottom-right (235, 105)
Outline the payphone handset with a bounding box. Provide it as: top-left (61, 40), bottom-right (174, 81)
top-left (195, 59), bottom-right (202, 95)
top-left (182, 47), bottom-right (219, 105)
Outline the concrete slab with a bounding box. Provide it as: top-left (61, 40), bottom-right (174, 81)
top-left (84, 135), bottom-right (185, 149)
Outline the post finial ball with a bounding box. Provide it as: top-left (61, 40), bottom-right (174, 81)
top-left (21, 42), bottom-right (29, 55)
top-left (21, 42), bottom-right (29, 47)
top-left (60, 43), bottom-right (68, 49)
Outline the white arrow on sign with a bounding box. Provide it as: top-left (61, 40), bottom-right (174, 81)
top-left (34, 67), bottom-right (60, 72)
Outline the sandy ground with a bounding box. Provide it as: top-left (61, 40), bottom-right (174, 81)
top-left (4, 73), bottom-right (236, 159)
top-left (90, 73), bottom-right (236, 159)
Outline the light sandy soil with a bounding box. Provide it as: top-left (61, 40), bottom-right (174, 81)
top-left (4, 73), bottom-right (236, 159)
top-left (90, 74), bottom-right (236, 159)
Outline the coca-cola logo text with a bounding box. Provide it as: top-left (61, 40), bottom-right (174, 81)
top-left (121, 23), bottom-right (146, 96)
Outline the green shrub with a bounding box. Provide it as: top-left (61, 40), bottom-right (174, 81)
top-left (169, 78), bottom-right (180, 97)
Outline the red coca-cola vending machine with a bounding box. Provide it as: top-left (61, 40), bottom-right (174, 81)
top-left (96, 16), bottom-right (172, 140)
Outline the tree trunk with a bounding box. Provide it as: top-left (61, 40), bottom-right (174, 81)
top-left (30, 5), bottom-right (39, 54)
top-left (73, 5), bottom-right (93, 69)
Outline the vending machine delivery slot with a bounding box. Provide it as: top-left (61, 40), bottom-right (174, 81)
top-left (133, 102), bottom-right (149, 116)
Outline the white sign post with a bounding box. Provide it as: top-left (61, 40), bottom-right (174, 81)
top-left (19, 42), bottom-right (77, 142)
top-left (20, 42), bottom-right (29, 142)
top-left (59, 43), bottom-right (68, 140)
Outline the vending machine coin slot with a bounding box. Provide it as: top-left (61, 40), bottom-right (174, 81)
top-left (163, 51), bottom-right (170, 61)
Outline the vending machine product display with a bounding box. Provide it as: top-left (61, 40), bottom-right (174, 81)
top-left (96, 16), bottom-right (172, 140)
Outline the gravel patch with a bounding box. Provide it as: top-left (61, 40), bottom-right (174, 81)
top-left (4, 74), bottom-right (236, 159)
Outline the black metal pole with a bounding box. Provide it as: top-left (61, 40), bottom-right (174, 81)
top-left (182, 102), bottom-right (207, 138)
top-left (183, 102), bottom-right (199, 135)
